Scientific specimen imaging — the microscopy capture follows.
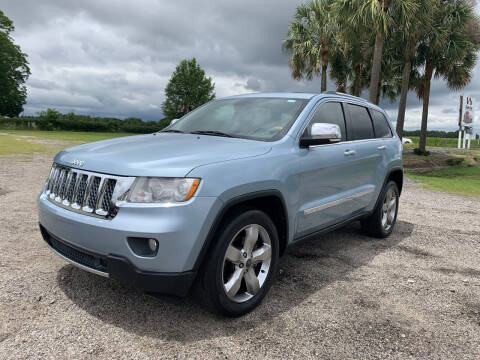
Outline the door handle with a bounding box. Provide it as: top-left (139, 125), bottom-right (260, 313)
top-left (377, 145), bottom-right (387, 150)
top-left (344, 150), bottom-right (356, 156)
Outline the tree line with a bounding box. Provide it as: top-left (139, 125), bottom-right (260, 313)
top-left (283, 0), bottom-right (480, 154)
top-left (0, 109), bottom-right (170, 133)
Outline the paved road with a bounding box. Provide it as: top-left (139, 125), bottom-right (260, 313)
top-left (1, 155), bottom-right (479, 359)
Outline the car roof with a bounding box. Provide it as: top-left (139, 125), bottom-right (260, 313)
top-left (221, 92), bottom-right (318, 100)
top-left (218, 91), bottom-right (384, 113)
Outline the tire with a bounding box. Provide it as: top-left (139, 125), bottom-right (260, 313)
top-left (361, 181), bottom-right (399, 238)
top-left (196, 209), bottom-right (279, 317)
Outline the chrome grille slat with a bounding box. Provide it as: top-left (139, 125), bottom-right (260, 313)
top-left (65, 172), bottom-right (78, 203)
top-left (84, 177), bottom-right (101, 212)
top-left (44, 164), bottom-right (134, 219)
top-left (73, 174), bottom-right (89, 208)
top-left (49, 168), bottom-right (62, 198)
top-left (54, 169), bottom-right (67, 202)
top-left (57, 170), bottom-right (70, 200)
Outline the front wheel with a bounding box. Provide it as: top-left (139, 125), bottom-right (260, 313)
top-left (361, 181), bottom-right (399, 238)
top-left (197, 210), bottom-right (279, 316)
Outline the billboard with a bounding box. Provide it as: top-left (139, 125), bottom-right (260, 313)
top-left (463, 96), bottom-right (476, 140)
top-left (462, 97), bottom-right (474, 127)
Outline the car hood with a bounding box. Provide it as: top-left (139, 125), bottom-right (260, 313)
top-left (54, 133), bottom-right (272, 177)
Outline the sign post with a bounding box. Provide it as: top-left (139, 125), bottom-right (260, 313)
top-left (459, 96), bottom-right (475, 150)
top-left (458, 95), bottom-right (463, 149)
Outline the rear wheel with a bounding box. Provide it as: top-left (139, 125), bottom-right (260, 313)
top-left (197, 210), bottom-right (279, 316)
top-left (361, 181), bottom-right (399, 238)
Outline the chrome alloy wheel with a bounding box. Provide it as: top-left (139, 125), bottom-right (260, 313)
top-left (222, 224), bottom-right (272, 303)
top-left (381, 187), bottom-right (397, 232)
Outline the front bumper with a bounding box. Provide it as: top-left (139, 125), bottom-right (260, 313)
top-left (38, 192), bottom-right (223, 295)
top-left (40, 226), bottom-right (196, 296)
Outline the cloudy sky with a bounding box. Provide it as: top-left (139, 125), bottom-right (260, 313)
top-left (2, 0), bottom-right (480, 129)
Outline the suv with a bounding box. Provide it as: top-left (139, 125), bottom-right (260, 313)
top-left (38, 92), bottom-right (402, 316)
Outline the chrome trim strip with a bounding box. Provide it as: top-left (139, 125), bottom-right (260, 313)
top-left (44, 241), bottom-right (109, 278)
top-left (303, 188), bottom-right (375, 215)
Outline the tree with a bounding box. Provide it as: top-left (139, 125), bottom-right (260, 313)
top-left (161, 58), bottom-right (215, 120)
top-left (335, 0), bottom-right (418, 103)
top-left (393, 0), bottom-right (436, 139)
top-left (0, 10), bottom-right (30, 117)
top-left (412, 0), bottom-right (480, 153)
top-left (283, 0), bottom-right (336, 92)
top-left (328, 14), bottom-right (373, 96)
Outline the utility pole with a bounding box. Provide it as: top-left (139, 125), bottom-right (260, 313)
top-left (458, 95), bottom-right (463, 149)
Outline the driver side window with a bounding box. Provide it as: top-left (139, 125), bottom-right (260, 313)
top-left (303, 102), bottom-right (346, 142)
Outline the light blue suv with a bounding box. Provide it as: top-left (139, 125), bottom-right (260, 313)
top-left (38, 92), bottom-right (403, 316)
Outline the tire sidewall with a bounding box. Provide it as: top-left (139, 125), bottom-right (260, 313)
top-left (378, 181), bottom-right (399, 237)
top-left (206, 210), bottom-right (279, 316)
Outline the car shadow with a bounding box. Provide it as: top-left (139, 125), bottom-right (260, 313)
top-left (56, 220), bottom-right (414, 342)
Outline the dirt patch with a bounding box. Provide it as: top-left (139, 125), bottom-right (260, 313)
top-left (434, 267), bottom-right (480, 278)
top-left (1, 158), bottom-right (480, 359)
top-left (396, 245), bottom-right (437, 258)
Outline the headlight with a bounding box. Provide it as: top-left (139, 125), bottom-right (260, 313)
top-left (127, 177), bottom-right (200, 203)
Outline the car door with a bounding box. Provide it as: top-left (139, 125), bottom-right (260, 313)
top-left (342, 103), bottom-right (383, 212)
top-left (369, 108), bottom-right (396, 193)
top-left (296, 101), bottom-right (368, 236)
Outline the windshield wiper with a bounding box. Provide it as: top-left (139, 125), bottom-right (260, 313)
top-left (160, 129), bottom-right (184, 133)
top-left (190, 130), bottom-right (234, 138)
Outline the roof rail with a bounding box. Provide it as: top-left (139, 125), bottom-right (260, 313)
top-left (322, 91), bottom-right (369, 102)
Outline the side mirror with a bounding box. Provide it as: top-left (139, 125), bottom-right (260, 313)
top-left (299, 123), bottom-right (341, 148)
top-left (170, 118), bottom-right (179, 125)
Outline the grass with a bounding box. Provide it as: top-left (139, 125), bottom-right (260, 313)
top-left (0, 134), bottom-right (54, 155)
top-left (408, 166), bottom-right (480, 197)
top-left (1, 130), bottom-right (134, 142)
top-left (0, 130), bottom-right (135, 156)
top-left (404, 136), bottom-right (480, 149)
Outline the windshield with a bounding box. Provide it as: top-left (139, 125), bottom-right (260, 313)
top-left (166, 97), bottom-right (309, 141)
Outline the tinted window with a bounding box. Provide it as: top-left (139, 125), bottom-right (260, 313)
top-left (345, 104), bottom-right (374, 141)
top-left (370, 109), bottom-right (393, 138)
top-left (303, 102), bottom-right (346, 141)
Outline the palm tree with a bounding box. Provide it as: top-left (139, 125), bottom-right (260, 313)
top-left (335, 0), bottom-right (418, 103)
top-left (412, 0), bottom-right (480, 153)
top-left (393, 0), bottom-right (436, 139)
top-left (329, 47), bottom-right (349, 92)
top-left (331, 12), bottom-right (373, 97)
top-left (283, 0), bottom-right (335, 92)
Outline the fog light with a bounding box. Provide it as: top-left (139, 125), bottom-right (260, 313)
top-left (127, 237), bottom-right (159, 257)
top-left (148, 238), bottom-right (158, 252)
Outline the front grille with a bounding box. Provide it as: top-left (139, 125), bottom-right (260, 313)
top-left (44, 163), bottom-right (133, 218)
top-left (41, 226), bottom-right (107, 273)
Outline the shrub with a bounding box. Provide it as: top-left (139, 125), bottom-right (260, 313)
top-left (413, 148), bottom-right (431, 156)
top-left (445, 157), bottom-right (464, 166)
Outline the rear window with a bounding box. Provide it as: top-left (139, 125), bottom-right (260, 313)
top-left (345, 104), bottom-right (374, 141)
top-left (370, 109), bottom-right (393, 138)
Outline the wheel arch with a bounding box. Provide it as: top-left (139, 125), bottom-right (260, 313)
top-left (193, 190), bottom-right (289, 271)
top-left (387, 168), bottom-right (403, 195)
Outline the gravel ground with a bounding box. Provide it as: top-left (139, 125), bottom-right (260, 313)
top-left (1, 155), bottom-right (480, 359)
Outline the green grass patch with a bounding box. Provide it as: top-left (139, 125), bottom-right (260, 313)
top-left (0, 134), bottom-right (54, 155)
top-left (406, 136), bottom-right (480, 149)
top-left (408, 166), bottom-right (480, 197)
top-left (0, 130), bottom-right (136, 156)
top-left (1, 130), bottom-right (134, 143)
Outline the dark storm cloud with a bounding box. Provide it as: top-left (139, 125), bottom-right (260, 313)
top-left (2, 0), bottom-right (480, 128)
